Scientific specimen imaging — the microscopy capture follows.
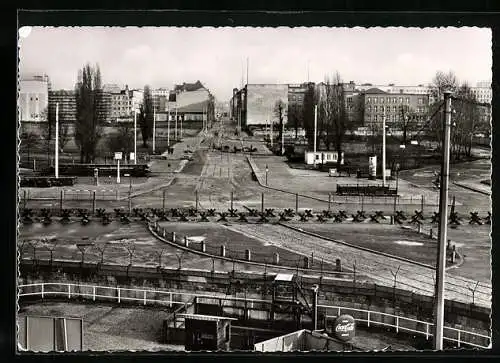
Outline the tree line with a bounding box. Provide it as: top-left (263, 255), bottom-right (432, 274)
top-left (279, 69), bottom-right (489, 166)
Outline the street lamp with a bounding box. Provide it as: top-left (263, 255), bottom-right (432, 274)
top-left (265, 164), bottom-right (269, 185)
top-left (395, 163), bottom-right (400, 195)
top-left (133, 108), bottom-right (137, 165)
top-left (124, 173), bottom-right (132, 214)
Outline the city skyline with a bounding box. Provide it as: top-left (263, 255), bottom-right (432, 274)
top-left (18, 26), bottom-right (491, 101)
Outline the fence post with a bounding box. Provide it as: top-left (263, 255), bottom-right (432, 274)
top-left (230, 191), bottom-right (233, 211)
top-left (295, 193), bottom-right (299, 213)
top-left (92, 191), bottom-right (96, 215)
top-left (144, 290), bottom-right (147, 305)
top-left (273, 252), bottom-right (279, 265)
top-left (425, 323), bottom-right (429, 340)
top-left (117, 287), bottom-right (121, 303)
top-left (367, 311), bottom-right (370, 327)
top-left (261, 193), bottom-right (264, 214)
top-left (200, 241), bottom-right (206, 253)
top-left (195, 190), bottom-right (199, 212)
top-left (41, 284), bottom-right (44, 299)
top-left (162, 190), bottom-right (166, 211)
top-left (68, 284), bottom-right (71, 299)
top-left (457, 330), bottom-right (461, 348)
top-left (93, 286), bottom-right (96, 301)
top-left (169, 292), bottom-right (172, 308)
top-left (393, 195), bottom-right (397, 215)
top-left (335, 259), bottom-right (342, 272)
top-left (220, 245), bottom-right (226, 257)
top-left (172, 232), bottom-right (176, 242)
top-left (184, 236), bottom-right (189, 247)
top-left (245, 249), bottom-right (251, 261)
top-left (396, 316), bottom-right (399, 333)
top-left (60, 190), bottom-right (63, 214)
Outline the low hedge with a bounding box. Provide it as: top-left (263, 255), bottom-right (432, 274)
top-left (21, 176), bottom-right (76, 188)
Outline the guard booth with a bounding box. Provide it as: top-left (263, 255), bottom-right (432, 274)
top-left (271, 274), bottom-right (311, 329)
top-left (179, 314), bottom-right (237, 351)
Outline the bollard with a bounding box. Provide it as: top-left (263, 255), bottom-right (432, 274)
top-left (447, 239), bottom-right (451, 251)
top-left (295, 193), bottom-right (299, 213)
top-left (245, 249), bottom-right (251, 261)
top-left (220, 245), bottom-right (226, 257)
top-left (336, 258), bottom-right (342, 272)
top-left (430, 228), bottom-right (433, 239)
top-left (162, 190), bottom-right (166, 211)
top-left (92, 191), bottom-right (96, 215)
top-left (184, 236), bottom-right (189, 247)
top-left (162, 229), bottom-right (166, 238)
top-left (200, 240), bottom-right (206, 253)
top-left (452, 245), bottom-right (457, 263)
top-left (172, 232), bottom-right (176, 242)
top-left (303, 256), bottom-right (310, 269)
top-left (273, 252), bottom-right (279, 265)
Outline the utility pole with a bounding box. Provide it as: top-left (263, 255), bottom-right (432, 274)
top-left (153, 106), bottom-right (156, 154)
top-left (433, 91), bottom-right (452, 350)
top-left (55, 102), bottom-right (59, 178)
top-left (382, 110), bottom-right (386, 187)
top-left (281, 113), bottom-right (285, 156)
top-left (246, 57), bottom-right (249, 86)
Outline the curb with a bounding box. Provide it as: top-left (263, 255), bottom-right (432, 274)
top-left (452, 181), bottom-right (491, 196)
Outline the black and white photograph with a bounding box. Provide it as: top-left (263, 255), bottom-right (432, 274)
top-left (16, 24), bottom-right (492, 352)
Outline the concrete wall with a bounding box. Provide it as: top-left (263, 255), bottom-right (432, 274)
top-left (246, 84), bottom-right (288, 126)
top-left (19, 259), bottom-right (490, 340)
top-left (176, 89), bottom-right (210, 109)
top-left (254, 329), bottom-right (305, 352)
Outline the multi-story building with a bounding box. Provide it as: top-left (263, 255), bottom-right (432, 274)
top-left (172, 81), bottom-right (212, 122)
top-left (152, 88), bottom-right (169, 112)
top-left (470, 81), bottom-right (492, 104)
top-left (48, 90), bottom-right (77, 122)
top-left (18, 74), bottom-right (50, 122)
top-left (103, 84), bottom-right (133, 122)
top-left (362, 87), bottom-right (430, 130)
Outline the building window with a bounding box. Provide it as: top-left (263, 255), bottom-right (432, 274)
top-left (380, 97), bottom-right (384, 104)
top-left (367, 106), bottom-right (371, 112)
top-left (393, 106), bottom-right (397, 113)
top-left (367, 97), bottom-right (371, 103)
top-left (418, 98), bottom-right (423, 105)
top-left (373, 97), bottom-right (377, 103)
top-left (380, 106), bottom-right (384, 113)
top-left (374, 106), bottom-right (377, 113)
top-left (399, 97), bottom-right (403, 104)
top-left (406, 97), bottom-right (410, 104)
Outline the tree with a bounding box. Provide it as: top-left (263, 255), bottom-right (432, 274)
top-left (21, 130), bottom-right (39, 163)
top-left (430, 70), bottom-right (458, 102)
top-left (138, 85), bottom-right (154, 147)
top-left (302, 83), bottom-right (316, 148)
top-left (42, 107), bottom-right (70, 155)
top-left (74, 63), bottom-right (106, 163)
top-left (393, 105), bottom-right (418, 146)
top-left (106, 122), bottom-right (134, 157)
top-left (288, 103), bottom-right (303, 138)
top-left (451, 83), bottom-right (481, 159)
top-left (317, 72), bottom-right (349, 168)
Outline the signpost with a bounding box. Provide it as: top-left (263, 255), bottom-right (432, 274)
top-left (115, 152), bottom-right (122, 184)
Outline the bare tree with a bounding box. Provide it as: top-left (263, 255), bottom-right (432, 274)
top-left (393, 105), bottom-right (419, 146)
top-left (317, 73), bottom-right (350, 168)
top-left (107, 122), bottom-right (134, 157)
top-left (20, 130), bottom-right (39, 164)
top-left (302, 83), bottom-right (316, 148)
top-left (42, 106), bottom-right (71, 157)
top-left (288, 103), bottom-right (303, 139)
top-left (452, 83), bottom-right (482, 159)
top-left (274, 99), bottom-right (286, 152)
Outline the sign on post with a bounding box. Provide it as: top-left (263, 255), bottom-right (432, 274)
top-left (114, 152), bottom-right (123, 160)
top-left (129, 152), bottom-right (135, 161)
top-left (115, 152), bottom-right (122, 184)
top-left (334, 315), bottom-right (356, 341)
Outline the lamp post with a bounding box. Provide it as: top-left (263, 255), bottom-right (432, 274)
top-left (265, 164), bottom-right (269, 185)
top-left (382, 111), bottom-right (386, 187)
top-left (395, 163), bottom-right (400, 194)
top-left (433, 90), bottom-right (453, 350)
top-left (152, 106), bottom-right (156, 154)
top-left (124, 173), bottom-right (132, 214)
top-left (55, 102), bottom-right (59, 178)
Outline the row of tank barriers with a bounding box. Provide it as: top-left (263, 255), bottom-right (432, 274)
top-left (20, 206), bottom-right (492, 227)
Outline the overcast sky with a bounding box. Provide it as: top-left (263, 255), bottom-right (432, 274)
top-left (18, 27), bottom-right (491, 101)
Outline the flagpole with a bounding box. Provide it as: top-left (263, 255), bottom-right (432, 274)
top-left (134, 108), bottom-right (137, 165)
top-left (167, 104), bottom-right (170, 147)
top-left (175, 103), bottom-right (178, 140)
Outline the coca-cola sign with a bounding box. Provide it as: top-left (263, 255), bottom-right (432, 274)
top-left (334, 315), bottom-right (355, 341)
